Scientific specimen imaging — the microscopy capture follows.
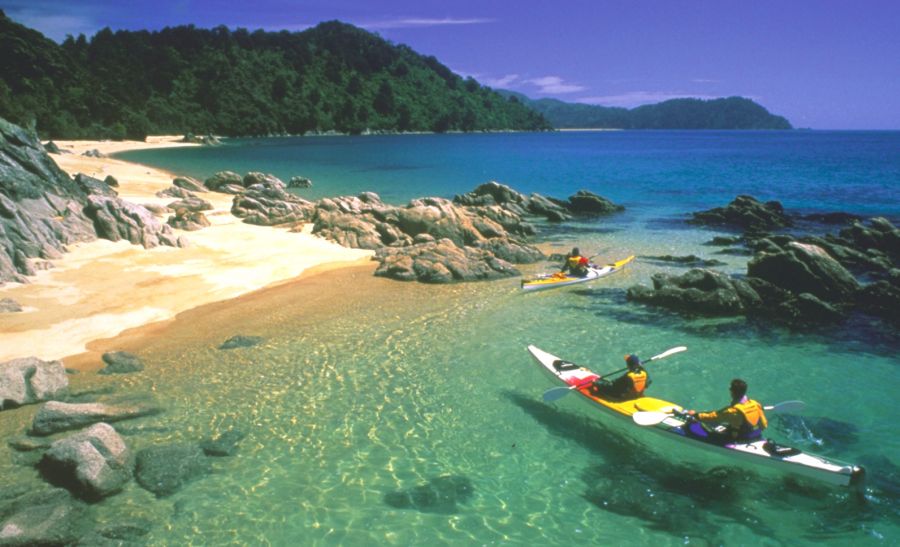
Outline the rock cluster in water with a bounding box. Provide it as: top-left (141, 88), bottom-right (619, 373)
top-left (200, 172), bottom-right (625, 283)
top-left (0, 348), bottom-right (246, 543)
top-left (629, 196), bottom-right (900, 326)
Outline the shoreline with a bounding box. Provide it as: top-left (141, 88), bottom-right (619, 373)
top-left (0, 136), bottom-right (374, 365)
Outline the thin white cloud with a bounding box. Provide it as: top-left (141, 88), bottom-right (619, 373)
top-left (481, 74), bottom-right (520, 88)
top-left (361, 17), bottom-right (494, 30)
top-left (525, 76), bottom-right (585, 94)
top-left (691, 78), bottom-right (721, 84)
top-left (7, 9), bottom-right (99, 41)
top-left (577, 91), bottom-right (721, 107)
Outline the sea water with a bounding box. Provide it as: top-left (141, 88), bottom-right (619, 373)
top-left (11, 131), bottom-right (899, 544)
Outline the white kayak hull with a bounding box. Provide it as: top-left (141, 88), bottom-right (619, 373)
top-left (527, 344), bottom-right (865, 488)
top-left (521, 255), bottom-right (634, 292)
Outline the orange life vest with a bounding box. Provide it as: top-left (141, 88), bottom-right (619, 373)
top-left (626, 370), bottom-right (647, 395)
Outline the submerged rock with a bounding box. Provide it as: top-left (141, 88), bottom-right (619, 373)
top-left (30, 400), bottom-right (162, 436)
top-left (134, 443), bottom-right (211, 497)
top-left (219, 335), bottom-right (264, 350)
top-left (0, 488), bottom-right (89, 546)
top-left (383, 475), bottom-right (474, 514)
top-left (99, 351), bottom-right (145, 375)
top-left (200, 430), bottom-right (246, 457)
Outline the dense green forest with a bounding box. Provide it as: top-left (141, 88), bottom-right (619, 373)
top-left (0, 11), bottom-right (550, 139)
top-left (500, 91), bottom-right (793, 130)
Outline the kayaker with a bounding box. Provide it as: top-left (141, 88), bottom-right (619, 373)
top-left (560, 247), bottom-right (590, 277)
top-left (591, 354), bottom-right (650, 400)
top-left (687, 379), bottom-right (768, 440)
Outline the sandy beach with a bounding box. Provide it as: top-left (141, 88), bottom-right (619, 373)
top-left (0, 136), bottom-right (374, 366)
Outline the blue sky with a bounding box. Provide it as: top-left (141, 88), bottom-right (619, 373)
top-left (3, 0), bottom-right (899, 129)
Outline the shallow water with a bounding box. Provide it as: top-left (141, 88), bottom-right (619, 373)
top-left (4, 131), bottom-right (898, 544)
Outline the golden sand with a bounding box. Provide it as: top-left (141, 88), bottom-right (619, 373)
top-left (0, 137), bottom-right (374, 365)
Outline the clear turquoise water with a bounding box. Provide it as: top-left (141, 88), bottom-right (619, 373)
top-left (33, 131), bottom-right (896, 544)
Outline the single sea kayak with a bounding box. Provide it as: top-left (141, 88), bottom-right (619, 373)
top-left (527, 344), bottom-right (865, 488)
top-left (521, 255), bottom-right (635, 292)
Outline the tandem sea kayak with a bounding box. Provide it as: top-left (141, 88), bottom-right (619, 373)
top-left (521, 255), bottom-right (635, 292)
top-left (527, 345), bottom-right (865, 488)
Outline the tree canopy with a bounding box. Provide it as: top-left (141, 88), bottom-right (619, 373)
top-left (0, 12), bottom-right (550, 139)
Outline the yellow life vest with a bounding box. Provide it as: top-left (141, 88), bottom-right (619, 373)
top-left (733, 399), bottom-right (766, 431)
top-left (567, 256), bottom-right (584, 269)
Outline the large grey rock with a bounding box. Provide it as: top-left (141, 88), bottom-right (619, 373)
top-left (0, 117), bottom-right (97, 284)
top-left (690, 195), bottom-right (792, 231)
top-left (0, 357), bottom-right (68, 410)
top-left (167, 196), bottom-right (212, 212)
top-left (30, 400), bottom-right (162, 436)
top-left (231, 177), bottom-right (313, 226)
top-left (565, 190), bottom-right (624, 214)
top-left (204, 171), bottom-right (244, 192)
top-left (0, 488), bottom-right (89, 546)
top-left (38, 423), bottom-right (134, 500)
top-left (83, 195), bottom-right (186, 249)
top-left (135, 443), bottom-right (211, 497)
top-left (626, 269), bottom-right (755, 316)
top-left (747, 242), bottom-right (860, 302)
top-left (156, 185), bottom-right (196, 199)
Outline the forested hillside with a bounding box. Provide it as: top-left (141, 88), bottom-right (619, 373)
top-left (501, 92), bottom-right (792, 130)
top-left (0, 11), bottom-right (550, 139)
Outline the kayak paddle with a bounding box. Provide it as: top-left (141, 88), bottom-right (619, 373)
top-left (632, 400), bottom-right (806, 427)
top-left (542, 346), bottom-right (687, 403)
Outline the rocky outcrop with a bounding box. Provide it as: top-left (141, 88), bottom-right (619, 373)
top-left (690, 195), bottom-right (792, 231)
top-left (231, 175), bottom-right (313, 226)
top-left (84, 195), bottom-right (186, 248)
top-left (42, 141), bottom-right (62, 154)
top-left (0, 117), bottom-right (97, 283)
top-left (82, 149), bottom-right (105, 158)
top-left (747, 242), bottom-right (859, 302)
top-left (38, 423), bottom-right (133, 500)
top-left (0, 357), bottom-right (68, 410)
top-left (30, 400), bottom-right (162, 436)
top-left (640, 255), bottom-right (727, 267)
top-left (628, 217), bottom-right (899, 327)
top-left (453, 181), bottom-right (624, 222)
top-left (134, 443), bottom-right (211, 497)
top-left (375, 238), bottom-right (520, 283)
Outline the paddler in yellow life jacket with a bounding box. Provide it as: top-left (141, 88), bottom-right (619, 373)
top-left (560, 247), bottom-right (590, 277)
top-left (591, 354), bottom-right (650, 400)
top-left (688, 379), bottom-right (768, 440)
